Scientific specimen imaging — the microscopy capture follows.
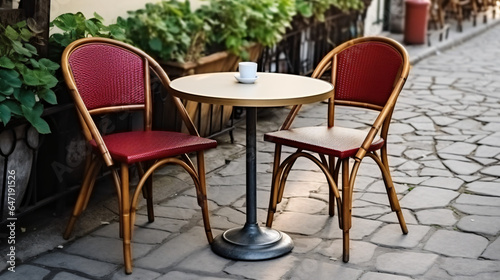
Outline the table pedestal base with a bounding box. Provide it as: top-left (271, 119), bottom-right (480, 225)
top-left (211, 223), bottom-right (293, 260)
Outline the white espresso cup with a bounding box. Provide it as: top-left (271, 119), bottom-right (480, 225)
top-left (238, 62), bottom-right (257, 79)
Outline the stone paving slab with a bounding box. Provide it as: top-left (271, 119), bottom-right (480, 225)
top-left (1, 8), bottom-right (500, 280)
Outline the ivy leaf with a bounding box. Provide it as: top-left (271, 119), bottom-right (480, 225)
top-left (33, 69), bottom-right (58, 88)
top-left (180, 34), bottom-right (191, 48)
top-left (0, 69), bottom-right (22, 88)
top-left (15, 88), bottom-right (37, 108)
top-left (149, 37), bottom-right (163, 52)
top-left (108, 24), bottom-right (127, 41)
top-left (0, 56), bottom-right (15, 69)
top-left (0, 103), bottom-right (11, 124)
top-left (21, 103), bottom-right (51, 134)
top-left (296, 2), bottom-right (313, 18)
top-left (34, 120), bottom-right (52, 134)
top-left (52, 13), bottom-right (79, 31)
top-left (93, 12), bottom-right (104, 22)
top-left (38, 87), bottom-right (57, 105)
top-left (3, 99), bottom-right (22, 115)
top-left (169, 24), bottom-right (180, 34)
top-left (49, 33), bottom-right (66, 46)
top-left (14, 20), bottom-right (27, 29)
top-left (19, 27), bottom-right (33, 42)
top-left (38, 58), bottom-right (60, 71)
top-left (20, 68), bottom-right (40, 86)
top-left (30, 58), bottom-right (40, 68)
top-left (24, 43), bottom-right (38, 56)
top-left (4, 25), bottom-right (20, 41)
top-left (85, 20), bottom-right (100, 36)
top-left (11, 40), bottom-right (33, 57)
top-left (0, 80), bottom-right (14, 95)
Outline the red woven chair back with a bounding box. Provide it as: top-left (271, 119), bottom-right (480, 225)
top-left (335, 41), bottom-right (403, 107)
top-left (68, 43), bottom-right (146, 110)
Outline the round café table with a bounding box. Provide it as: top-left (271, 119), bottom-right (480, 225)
top-left (169, 72), bottom-right (334, 260)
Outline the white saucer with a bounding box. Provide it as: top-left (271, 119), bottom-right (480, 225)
top-left (234, 74), bottom-right (258, 84)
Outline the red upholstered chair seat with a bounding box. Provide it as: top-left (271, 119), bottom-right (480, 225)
top-left (264, 126), bottom-right (384, 159)
top-left (92, 131), bottom-right (217, 164)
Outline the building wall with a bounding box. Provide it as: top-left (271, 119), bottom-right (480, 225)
top-left (49, 0), bottom-right (204, 22)
top-left (363, 0), bottom-right (386, 36)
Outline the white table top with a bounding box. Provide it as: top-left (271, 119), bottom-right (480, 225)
top-left (168, 72), bottom-right (334, 107)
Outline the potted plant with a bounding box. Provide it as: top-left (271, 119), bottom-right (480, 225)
top-left (119, 0), bottom-right (295, 67)
top-left (0, 19), bottom-right (59, 220)
top-left (49, 12), bottom-right (128, 64)
top-left (118, 0), bottom-right (296, 77)
top-left (0, 19), bottom-right (59, 134)
top-left (117, 1), bottom-right (205, 65)
top-left (196, 0), bottom-right (295, 60)
top-left (118, 0), bottom-right (296, 137)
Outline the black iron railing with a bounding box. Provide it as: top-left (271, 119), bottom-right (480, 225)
top-left (259, 8), bottom-right (364, 76)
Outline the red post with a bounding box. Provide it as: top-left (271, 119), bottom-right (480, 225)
top-left (404, 0), bottom-right (430, 44)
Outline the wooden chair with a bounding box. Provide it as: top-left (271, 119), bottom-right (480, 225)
top-left (264, 36), bottom-right (410, 262)
top-left (60, 37), bottom-right (217, 274)
top-left (446, 0), bottom-right (477, 31)
top-left (429, 0), bottom-right (451, 43)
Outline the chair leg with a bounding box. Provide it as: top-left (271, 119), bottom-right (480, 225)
top-left (109, 169), bottom-right (124, 238)
top-left (196, 151), bottom-right (213, 243)
top-left (341, 158), bottom-right (351, 263)
top-left (120, 163), bottom-right (133, 275)
top-left (378, 150), bottom-right (408, 234)
top-left (333, 158), bottom-right (343, 228)
top-left (266, 145), bottom-right (282, 227)
top-left (63, 158), bottom-right (101, 239)
top-left (328, 155), bottom-right (336, 216)
top-left (381, 166), bottom-right (408, 234)
top-left (144, 174), bottom-right (155, 223)
top-left (136, 162), bottom-right (154, 222)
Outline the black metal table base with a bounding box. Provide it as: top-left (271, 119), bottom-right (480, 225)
top-left (211, 223), bottom-right (293, 260)
top-left (210, 107), bottom-right (294, 260)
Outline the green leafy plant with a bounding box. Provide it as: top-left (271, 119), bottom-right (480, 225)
top-left (0, 20), bottom-right (59, 134)
top-left (246, 0), bottom-right (296, 47)
top-left (120, 0), bottom-right (295, 63)
top-left (198, 0), bottom-right (296, 59)
top-left (196, 0), bottom-right (249, 57)
top-left (295, 0), bottom-right (364, 22)
top-left (49, 12), bottom-right (128, 62)
top-left (118, 0), bottom-right (206, 63)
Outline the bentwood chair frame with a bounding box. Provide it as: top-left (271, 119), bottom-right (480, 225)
top-left (265, 36), bottom-right (410, 262)
top-left (61, 37), bottom-right (216, 274)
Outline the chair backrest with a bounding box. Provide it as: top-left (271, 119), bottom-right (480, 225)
top-left (312, 36), bottom-right (410, 111)
top-left (66, 42), bottom-right (147, 110)
top-left (61, 37), bottom-right (199, 166)
top-left (308, 37), bottom-right (409, 135)
top-left (334, 40), bottom-right (405, 108)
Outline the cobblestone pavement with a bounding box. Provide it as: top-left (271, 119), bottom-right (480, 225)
top-left (2, 12), bottom-right (500, 280)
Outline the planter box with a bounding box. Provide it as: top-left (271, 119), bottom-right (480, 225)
top-left (162, 44), bottom-right (264, 79)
